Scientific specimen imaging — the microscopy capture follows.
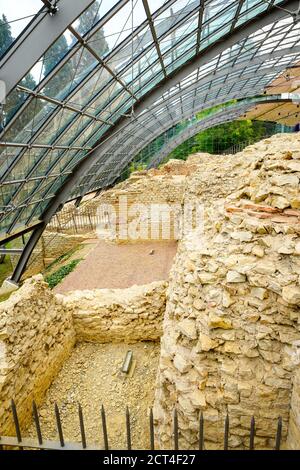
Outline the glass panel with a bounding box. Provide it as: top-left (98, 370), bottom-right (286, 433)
top-left (154, 0), bottom-right (196, 38)
top-left (70, 67), bottom-right (113, 109)
top-left (85, 80), bottom-right (123, 116)
top-left (0, 145), bottom-right (21, 178)
top-left (7, 148), bottom-right (45, 182)
top-left (0, 181), bottom-right (20, 207)
top-left (26, 30), bottom-right (78, 90)
top-left (40, 47), bottom-right (97, 100)
top-left (2, 98), bottom-right (57, 143)
top-left (106, 25), bottom-right (150, 75)
top-left (201, 3), bottom-right (237, 41)
top-left (55, 116), bottom-right (92, 146)
top-left (37, 108), bottom-right (77, 145)
top-left (94, 0), bottom-right (146, 58)
top-left (0, 0), bottom-right (42, 58)
top-left (72, 0), bottom-right (120, 36)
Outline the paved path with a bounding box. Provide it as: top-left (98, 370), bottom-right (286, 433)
top-left (55, 240), bottom-right (177, 292)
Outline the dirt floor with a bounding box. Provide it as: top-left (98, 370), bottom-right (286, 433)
top-left (55, 240), bottom-right (177, 293)
top-left (27, 342), bottom-right (160, 450)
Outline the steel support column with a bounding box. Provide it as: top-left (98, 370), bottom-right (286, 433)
top-left (10, 223), bottom-right (46, 284)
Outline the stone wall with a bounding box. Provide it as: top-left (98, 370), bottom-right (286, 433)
top-left (287, 368), bottom-right (300, 449)
top-left (59, 281), bottom-right (167, 343)
top-left (154, 134), bottom-right (300, 450)
top-left (86, 173), bottom-right (186, 242)
top-left (49, 159), bottom-right (196, 243)
top-left (0, 275), bottom-right (75, 434)
top-left (0, 276), bottom-right (167, 436)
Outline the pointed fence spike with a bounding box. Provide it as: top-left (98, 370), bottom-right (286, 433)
top-left (11, 399), bottom-right (22, 443)
top-left (126, 406), bottom-right (131, 450)
top-left (275, 416), bottom-right (282, 450)
top-left (78, 403), bottom-right (87, 449)
top-left (173, 408), bottom-right (179, 450)
top-left (54, 403), bottom-right (64, 447)
top-left (32, 401), bottom-right (43, 445)
top-left (149, 407), bottom-right (155, 450)
top-left (101, 405), bottom-right (109, 450)
top-left (224, 414), bottom-right (229, 450)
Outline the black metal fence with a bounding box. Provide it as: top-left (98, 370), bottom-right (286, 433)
top-left (47, 210), bottom-right (100, 235)
top-left (0, 400), bottom-right (284, 451)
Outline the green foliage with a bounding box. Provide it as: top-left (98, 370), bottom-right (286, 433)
top-left (129, 161), bottom-right (147, 173)
top-left (192, 120), bottom-right (267, 155)
top-left (43, 35), bottom-right (73, 98)
top-left (44, 246), bottom-right (81, 273)
top-left (45, 259), bottom-right (82, 289)
top-left (166, 120), bottom-right (276, 162)
top-left (0, 14), bottom-right (40, 128)
top-left (0, 292), bottom-right (12, 303)
top-left (0, 255), bottom-right (13, 286)
top-left (0, 14), bottom-right (13, 57)
top-left (195, 100), bottom-right (236, 120)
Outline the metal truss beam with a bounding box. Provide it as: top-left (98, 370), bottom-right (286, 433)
top-left (75, 94), bottom-right (296, 192)
top-left (0, 221), bottom-right (43, 245)
top-left (0, 0), bottom-right (94, 95)
top-left (79, 58), bottom-right (298, 191)
top-left (100, 95), bottom-right (293, 186)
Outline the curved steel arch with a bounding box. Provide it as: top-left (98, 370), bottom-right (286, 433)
top-left (146, 100), bottom-right (291, 169)
top-left (95, 94), bottom-right (295, 189)
top-left (1, 1), bottom-right (298, 233)
top-left (4, 0), bottom-right (299, 282)
top-left (76, 61), bottom-right (299, 193)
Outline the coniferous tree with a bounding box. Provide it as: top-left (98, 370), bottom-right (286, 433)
top-left (0, 14), bottom-right (13, 57)
top-left (76, 2), bottom-right (109, 73)
top-left (43, 35), bottom-right (73, 99)
top-left (0, 14), bottom-right (39, 132)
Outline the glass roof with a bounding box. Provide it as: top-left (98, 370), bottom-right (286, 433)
top-left (0, 0), bottom-right (299, 236)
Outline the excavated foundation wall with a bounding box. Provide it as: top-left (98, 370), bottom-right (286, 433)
top-left (85, 173), bottom-right (186, 242)
top-left (287, 368), bottom-right (300, 449)
top-left (0, 276), bottom-right (166, 435)
top-left (52, 159), bottom-right (197, 243)
top-left (59, 281), bottom-right (167, 343)
top-left (0, 275), bottom-right (75, 434)
top-left (154, 134), bottom-right (300, 450)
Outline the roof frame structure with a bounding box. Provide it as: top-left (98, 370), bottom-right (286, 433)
top-left (0, 0), bottom-right (299, 282)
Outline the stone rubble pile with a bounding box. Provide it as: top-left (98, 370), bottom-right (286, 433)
top-left (154, 133), bottom-right (300, 450)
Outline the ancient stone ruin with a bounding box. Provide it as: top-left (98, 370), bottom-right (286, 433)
top-left (0, 134), bottom-right (300, 449)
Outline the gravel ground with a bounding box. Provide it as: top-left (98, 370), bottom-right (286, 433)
top-left (54, 240), bottom-right (177, 293)
top-left (27, 342), bottom-right (160, 450)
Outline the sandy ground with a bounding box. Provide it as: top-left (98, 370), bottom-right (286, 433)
top-left (55, 240), bottom-right (177, 293)
top-left (27, 342), bottom-right (160, 450)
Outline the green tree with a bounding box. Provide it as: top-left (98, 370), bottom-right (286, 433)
top-left (192, 120), bottom-right (266, 154)
top-left (0, 14), bottom-right (13, 57)
top-left (43, 35), bottom-right (73, 98)
top-left (165, 120), bottom-right (277, 162)
top-left (0, 15), bottom-right (39, 132)
top-left (76, 2), bottom-right (109, 71)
